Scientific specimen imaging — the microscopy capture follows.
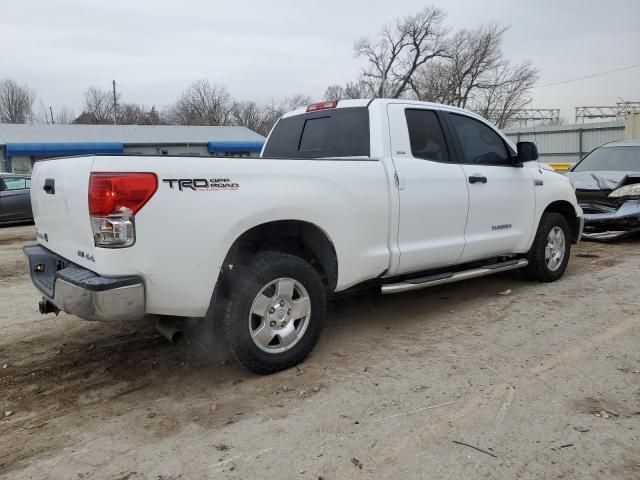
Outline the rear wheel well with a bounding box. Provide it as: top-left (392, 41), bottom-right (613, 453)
top-left (543, 201), bottom-right (580, 243)
top-left (220, 221), bottom-right (338, 292)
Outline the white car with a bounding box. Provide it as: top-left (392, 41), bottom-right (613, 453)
top-left (24, 99), bottom-right (583, 373)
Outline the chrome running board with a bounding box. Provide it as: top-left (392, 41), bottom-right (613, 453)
top-left (381, 258), bottom-right (529, 295)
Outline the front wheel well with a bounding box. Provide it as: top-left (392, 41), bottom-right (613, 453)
top-left (219, 220), bottom-right (338, 292)
top-left (542, 200), bottom-right (580, 243)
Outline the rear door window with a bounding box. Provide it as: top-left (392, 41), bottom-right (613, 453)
top-left (263, 107), bottom-right (370, 159)
top-left (405, 109), bottom-right (450, 162)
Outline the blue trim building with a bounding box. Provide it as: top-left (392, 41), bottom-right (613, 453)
top-left (0, 124), bottom-right (265, 173)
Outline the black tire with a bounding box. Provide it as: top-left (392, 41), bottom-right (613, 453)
top-left (220, 251), bottom-right (326, 374)
top-left (523, 212), bottom-right (571, 282)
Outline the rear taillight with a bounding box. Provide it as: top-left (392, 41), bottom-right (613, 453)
top-left (89, 172), bottom-right (157, 216)
top-left (88, 172), bottom-right (157, 248)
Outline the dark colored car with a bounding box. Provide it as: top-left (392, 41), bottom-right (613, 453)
top-left (566, 140), bottom-right (640, 241)
top-left (0, 173), bottom-right (33, 225)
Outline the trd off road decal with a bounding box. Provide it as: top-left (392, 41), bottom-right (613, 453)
top-left (162, 178), bottom-right (239, 191)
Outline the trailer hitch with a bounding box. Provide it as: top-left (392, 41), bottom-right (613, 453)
top-left (39, 298), bottom-right (60, 316)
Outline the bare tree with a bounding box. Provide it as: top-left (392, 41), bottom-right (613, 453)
top-left (266, 94), bottom-right (312, 132)
top-left (324, 80), bottom-right (368, 100)
top-left (35, 100), bottom-right (52, 124)
top-left (230, 101), bottom-right (272, 135)
top-left (279, 94), bottom-right (312, 112)
top-left (116, 103), bottom-right (145, 125)
top-left (0, 79), bottom-right (35, 123)
top-left (54, 107), bottom-right (76, 125)
top-left (168, 80), bottom-right (232, 125)
top-left (472, 61), bottom-right (539, 128)
top-left (115, 103), bottom-right (162, 125)
top-left (410, 24), bottom-right (505, 105)
top-left (35, 101), bottom-right (75, 125)
top-left (76, 86), bottom-right (117, 124)
top-left (409, 23), bottom-right (539, 127)
top-left (230, 94), bottom-right (313, 136)
top-left (146, 106), bottom-right (162, 125)
top-left (409, 61), bottom-right (454, 103)
top-left (355, 6), bottom-right (447, 98)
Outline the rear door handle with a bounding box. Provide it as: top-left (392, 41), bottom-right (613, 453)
top-left (468, 175), bottom-right (487, 184)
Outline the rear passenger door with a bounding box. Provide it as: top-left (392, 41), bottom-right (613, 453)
top-left (443, 112), bottom-right (535, 262)
top-left (388, 104), bottom-right (469, 274)
top-left (0, 177), bottom-right (32, 222)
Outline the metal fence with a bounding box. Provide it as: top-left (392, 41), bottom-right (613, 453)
top-left (503, 120), bottom-right (625, 169)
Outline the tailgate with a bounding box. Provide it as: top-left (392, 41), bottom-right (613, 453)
top-left (30, 156), bottom-right (96, 264)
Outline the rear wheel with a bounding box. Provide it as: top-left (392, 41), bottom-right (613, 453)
top-left (220, 251), bottom-right (326, 374)
top-left (523, 212), bottom-right (571, 282)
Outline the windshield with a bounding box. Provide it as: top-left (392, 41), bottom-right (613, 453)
top-left (573, 146), bottom-right (640, 172)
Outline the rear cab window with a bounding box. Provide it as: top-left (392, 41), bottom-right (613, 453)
top-left (263, 107), bottom-right (370, 159)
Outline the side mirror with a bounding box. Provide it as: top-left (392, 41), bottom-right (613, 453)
top-left (517, 141), bottom-right (538, 162)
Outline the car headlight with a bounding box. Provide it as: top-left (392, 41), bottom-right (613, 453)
top-left (609, 183), bottom-right (640, 198)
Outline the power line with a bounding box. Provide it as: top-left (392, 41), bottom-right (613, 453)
top-left (532, 63), bottom-right (640, 89)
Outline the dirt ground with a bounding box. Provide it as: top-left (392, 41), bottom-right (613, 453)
top-left (0, 225), bottom-right (639, 480)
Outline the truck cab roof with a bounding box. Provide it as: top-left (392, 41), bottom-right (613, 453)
top-left (282, 98), bottom-right (488, 123)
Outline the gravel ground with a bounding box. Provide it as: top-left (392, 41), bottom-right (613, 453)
top-left (0, 224), bottom-right (639, 479)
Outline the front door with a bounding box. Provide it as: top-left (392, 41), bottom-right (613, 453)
top-left (443, 112), bottom-right (535, 262)
top-left (387, 104), bottom-right (469, 275)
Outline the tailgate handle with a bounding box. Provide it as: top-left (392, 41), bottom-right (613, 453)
top-left (43, 178), bottom-right (55, 194)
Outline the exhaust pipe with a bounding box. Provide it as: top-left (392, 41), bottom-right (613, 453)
top-left (155, 317), bottom-right (184, 344)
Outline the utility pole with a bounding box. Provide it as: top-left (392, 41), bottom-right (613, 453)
top-left (112, 80), bottom-right (117, 125)
top-left (49, 106), bottom-right (55, 124)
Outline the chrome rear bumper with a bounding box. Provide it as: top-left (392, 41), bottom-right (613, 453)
top-left (52, 278), bottom-right (145, 321)
top-left (24, 244), bottom-right (145, 321)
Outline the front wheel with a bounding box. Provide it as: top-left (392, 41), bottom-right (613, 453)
top-left (523, 212), bottom-right (571, 282)
top-left (220, 251), bottom-right (326, 374)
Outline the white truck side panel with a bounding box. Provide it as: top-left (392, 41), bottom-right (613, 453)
top-left (457, 163), bottom-right (536, 261)
top-left (88, 155), bottom-right (391, 316)
top-left (28, 100), bottom-right (582, 321)
top-left (528, 163), bottom-right (583, 248)
top-left (30, 157), bottom-right (95, 262)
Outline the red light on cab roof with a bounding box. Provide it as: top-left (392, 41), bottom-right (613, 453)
top-left (307, 100), bottom-right (338, 112)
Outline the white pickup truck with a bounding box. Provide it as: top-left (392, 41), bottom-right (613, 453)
top-left (24, 99), bottom-right (583, 373)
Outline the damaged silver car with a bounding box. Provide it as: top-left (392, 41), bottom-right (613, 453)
top-left (567, 140), bottom-right (640, 241)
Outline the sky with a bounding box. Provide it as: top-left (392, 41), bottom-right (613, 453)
top-left (1, 0), bottom-right (639, 123)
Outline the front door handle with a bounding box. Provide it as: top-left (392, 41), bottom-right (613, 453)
top-left (468, 174), bottom-right (487, 184)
